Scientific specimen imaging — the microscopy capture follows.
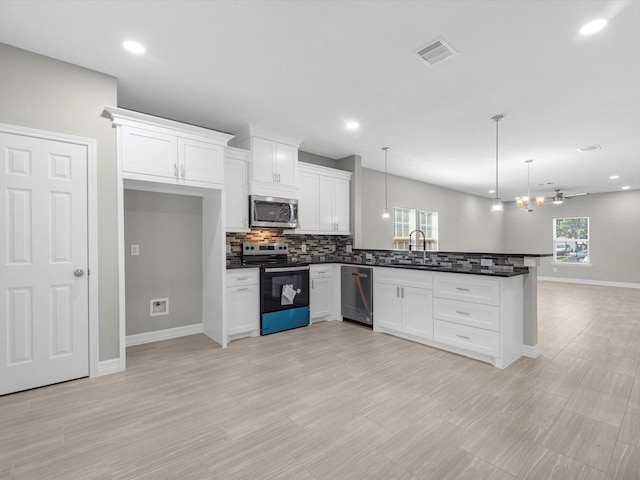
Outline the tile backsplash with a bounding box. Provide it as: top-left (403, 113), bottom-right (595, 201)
top-left (226, 231), bottom-right (527, 274)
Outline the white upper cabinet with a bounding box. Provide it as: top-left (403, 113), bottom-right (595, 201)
top-left (228, 124), bottom-right (301, 198)
top-left (224, 147), bottom-right (250, 232)
top-left (295, 163), bottom-right (352, 235)
top-left (106, 106), bottom-right (233, 190)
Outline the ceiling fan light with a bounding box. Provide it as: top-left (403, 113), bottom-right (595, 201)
top-left (491, 198), bottom-right (503, 212)
top-left (536, 196), bottom-right (545, 207)
top-left (552, 198), bottom-right (563, 205)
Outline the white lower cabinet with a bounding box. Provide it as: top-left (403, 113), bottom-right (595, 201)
top-left (373, 268), bottom-right (433, 341)
top-left (372, 267), bottom-right (524, 369)
top-left (310, 264), bottom-right (337, 321)
top-left (226, 269), bottom-right (260, 340)
top-left (433, 272), bottom-right (523, 368)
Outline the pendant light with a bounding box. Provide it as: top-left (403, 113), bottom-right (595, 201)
top-left (382, 147), bottom-right (391, 219)
top-left (515, 159), bottom-right (545, 212)
top-left (491, 114), bottom-right (504, 212)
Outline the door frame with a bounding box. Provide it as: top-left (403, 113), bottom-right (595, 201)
top-left (0, 123), bottom-right (100, 377)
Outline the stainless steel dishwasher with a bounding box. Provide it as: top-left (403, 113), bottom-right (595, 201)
top-left (341, 266), bottom-right (373, 327)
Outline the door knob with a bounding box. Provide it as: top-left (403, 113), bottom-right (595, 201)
top-left (74, 269), bottom-right (85, 277)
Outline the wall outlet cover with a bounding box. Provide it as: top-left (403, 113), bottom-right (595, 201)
top-left (131, 244), bottom-right (140, 256)
top-left (301, 244), bottom-right (307, 253)
top-left (366, 253), bottom-right (372, 260)
top-left (346, 245), bottom-right (353, 253)
top-left (330, 245), bottom-right (336, 252)
top-left (481, 258), bottom-right (493, 267)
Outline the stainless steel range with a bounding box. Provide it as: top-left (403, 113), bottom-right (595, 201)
top-left (241, 243), bottom-right (310, 335)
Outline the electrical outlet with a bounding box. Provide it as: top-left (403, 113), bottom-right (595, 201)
top-left (301, 244), bottom-right (307, 253)
top-left (346, 245), bottom-right (352, 253)
top-left (131, 244), bottom-right (140, 256)
top-left (226, 244), bottom-right (231, 254)
top-left (553, 267), bottom-right (557, 273)
top-left (330, 245), bottom-right (336, 252)
top-left (481, 258), bottom-right (493, 267)
top-left (366, 253), bottom-right (372, 260)
top-left (150, 298), bottom-right (169, 317)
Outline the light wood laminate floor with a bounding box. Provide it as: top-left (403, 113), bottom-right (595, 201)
top-left (2, 281), bottom-right (640, 479)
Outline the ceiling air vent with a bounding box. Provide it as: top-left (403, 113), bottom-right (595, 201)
top-left (416, 39), bottom-right (458, 67)
top-left (577, 144), bottom-right (601, 152)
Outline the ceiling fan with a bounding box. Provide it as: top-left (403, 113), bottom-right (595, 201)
top-left (551, 188), bottom-right (589, 205)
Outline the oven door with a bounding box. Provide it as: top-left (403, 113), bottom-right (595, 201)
top-left (261, 265), bottom-right (310, 313)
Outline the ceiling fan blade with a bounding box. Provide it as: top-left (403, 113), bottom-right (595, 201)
top-left (564, 192), bottom-right (589, 198)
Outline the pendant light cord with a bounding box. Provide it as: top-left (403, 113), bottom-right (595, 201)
top-left (383, 147), bottom-right (389, 210)
top-left (492, 115), bottom-right (503, 199)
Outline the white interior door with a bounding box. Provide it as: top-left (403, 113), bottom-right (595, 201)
top-left (0, 132), bottom-right (89, 395)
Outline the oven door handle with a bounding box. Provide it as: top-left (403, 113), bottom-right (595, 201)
top-left (263, 266), bottom-right (310, 273)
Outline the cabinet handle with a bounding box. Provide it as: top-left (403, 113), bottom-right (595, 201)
top-left (174, 163), bottom-right (178, 177)
top-left (236, 277), bottom-right (249, 281)
top-left (244, 218), bottom-right (248, 227)
top-left (181, 164), bottom-right (185, 178)
top-left (455, 311), bottom-right (470, 315)
top-left (455, 287), bottom-right (470, 291)
top-left (456, 334), bottom-right (471, 340)
top-left (237, 287), bottom-right (249, 291)
top-left (312, 280), bottom-right (314, 289)
top-left (396, 287), bottom-right (400, 297)
top-left (401, 287), bottom-right (404, 298)
top-left (272, 173), bottom-right (276, 182)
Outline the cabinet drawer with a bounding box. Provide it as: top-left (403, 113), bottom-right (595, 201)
top-left (226, 269), bottom-right (259, 287)
top-left (310, 265), bottom-right (333, 279)
top-left (433, 274), bottom-right (499, 306)
top-left (434, 298), bottom-right (500, 332)
top-left (434, 320), bottom-right (500, 358)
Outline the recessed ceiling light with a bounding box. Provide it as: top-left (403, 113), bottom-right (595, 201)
top-left (622, 186), bottom-right (631, 190)
top-left (345, 121), bottom-right (360, 131)
top-left (610, 175), bottom-right (620, 180)
top-left (580, 18), bottom-right (608, 35)
top-left (123, 40), bottom-right (145, 55)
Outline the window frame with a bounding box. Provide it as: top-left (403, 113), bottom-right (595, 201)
top-left (392, 207), bottom-right (438, 251)
top-left (552, 216), bottom-right (591, 266)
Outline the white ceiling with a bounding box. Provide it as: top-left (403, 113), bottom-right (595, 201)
top-left (1, 0), bottom-right (639, 201)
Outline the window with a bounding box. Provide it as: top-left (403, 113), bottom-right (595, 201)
top-left (393, 207), bottom-right (438, 250)
top-left (393, 207), bottom-right (415, 250)
top-left (553, 217), bottom-right (589, 264)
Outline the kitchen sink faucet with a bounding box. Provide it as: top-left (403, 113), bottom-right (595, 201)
top-left (409, 229), bottom-right (427, 262)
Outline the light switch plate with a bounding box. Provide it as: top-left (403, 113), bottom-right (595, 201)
top-left (481, 258), bottom-right (493, 267)
top-left (131, 244), bottom-right (140, 256)
top-left (301, 244), bottom-right (307, 253)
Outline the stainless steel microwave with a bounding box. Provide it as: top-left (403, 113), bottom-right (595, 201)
top-left (250, 195), bottom-right (298, 229)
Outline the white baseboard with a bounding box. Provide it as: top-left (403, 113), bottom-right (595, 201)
top-left (97, 358), bottom-right (123, 376)
top-left (126, 323), bottom-right (203, 347)
top-left (522, 344), bottom-right (541, 358)
top-left (538, 277), bottom-right (640, 289)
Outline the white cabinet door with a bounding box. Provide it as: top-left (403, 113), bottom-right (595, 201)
top-left (121, 126), bottom-right (177, 179)
top-left (374, 282), bottom-right (402, 330)
top-left (179, 138), bottom-right (224, 186)
top-left (227, 284), bottom-right (260, 336)
top-left (225, 156), bottom-right (249, 231)
top-left (297, 171), bottom-right (320, 231)
top-left (318, 175), bottom-right (334, 232)
top-left (333, 177), bottom-right (350, 234)
top-left (274, 142), bottom-right (297, 186)
top-left (310, 276), bottom-right (331, 319)
top-left (251, 137), bottom-right (277, 183)
top-left (401, 286), bottom-right (434, 340)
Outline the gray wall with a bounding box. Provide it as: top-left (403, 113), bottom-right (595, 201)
top-left (298, 150), bottom-right (337, 168)
top-left (361, 168), bottom-right (505, 252)
top-left (124, 190), bottom-right (203, 335)
top-left (504, 190), bottom-right (640, 284)
top-left (0, 43), bottom-right (119, 360)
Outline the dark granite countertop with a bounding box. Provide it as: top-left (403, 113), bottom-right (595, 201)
top-left (227, 259), bottom-right (528, 277)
